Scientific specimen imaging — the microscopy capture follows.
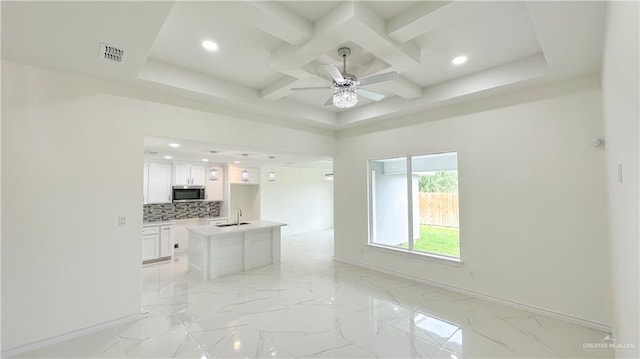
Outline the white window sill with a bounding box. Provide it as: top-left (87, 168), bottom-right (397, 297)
top-left (367, 243), bottom-right (464, 267)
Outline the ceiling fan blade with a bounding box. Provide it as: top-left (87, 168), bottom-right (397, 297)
top-left (357, 88), bottom-right (385, 101)
top-left (290, 87), bottom-right (331, 91)
top-left (324, 64), bottom-right (345, 83)
top-left (324, 96), bottom-right (334, 106)
top-left (358, 71), bottom-right (398, 86)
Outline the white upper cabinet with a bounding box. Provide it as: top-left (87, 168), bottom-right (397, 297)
top-left (144, 162), bottom-right (172, 204)
top-left (174, 163), bottom-right (205, 186)
top-left (205, 165), bottom-right (224, 200)
top-left (174, 164), bottom-right (191, 186)
top-left (228, 165), bottom-right (261, 184)
top-left (189, 165), bottom-right (206, 186)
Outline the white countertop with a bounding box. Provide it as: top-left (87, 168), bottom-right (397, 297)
top-left (144, 217), bottom-right (228, 227)
top-left (187, 220), bottom-right (287, 236)
top-left (143, 220), bottom-right (176, 227)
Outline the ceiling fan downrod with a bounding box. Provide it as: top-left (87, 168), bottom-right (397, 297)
top-left (337, 47), bottom-right (351, 75)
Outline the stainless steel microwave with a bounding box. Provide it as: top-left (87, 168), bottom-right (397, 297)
top-left (172, 185), bottom-right (205, 203)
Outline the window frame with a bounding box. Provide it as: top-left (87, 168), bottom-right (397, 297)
top-left (367, 152), bottom-right (462, 263)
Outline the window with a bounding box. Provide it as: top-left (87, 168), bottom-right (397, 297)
top-left (369, 152), bottom-right (460, 259)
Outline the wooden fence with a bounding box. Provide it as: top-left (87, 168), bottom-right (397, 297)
top-left (418, 193), bottom-right (459, 228)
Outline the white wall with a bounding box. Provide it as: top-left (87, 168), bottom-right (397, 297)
top-left (0, 61), bottom-right (335, 351)
top-left (260, 166), bottom-right (333, 235)
top-left (230, 184), bottom-right (260, 221)
top-left (602, 2), bottom-right (639, 356)
top-left (334, 89), bottom-right (611, 327)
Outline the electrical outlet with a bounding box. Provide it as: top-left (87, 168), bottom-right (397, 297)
top-left (118, 216), bottom-right (127, 226)
top-left (360, 248), bottom-right (364, 254)
top-left (469, 270), bottom-right (476, 279)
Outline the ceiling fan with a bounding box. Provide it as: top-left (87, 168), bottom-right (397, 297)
top-left (291, 47), bottom-right (398, 109)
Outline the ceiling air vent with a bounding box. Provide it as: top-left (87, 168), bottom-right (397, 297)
top-left (99, 43), bottom-right (126, 63)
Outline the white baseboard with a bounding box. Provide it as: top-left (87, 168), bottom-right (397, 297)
top-left (1, 312), bottom-right (146, 357)
top-left (334, 255), bottom-right (611, 333)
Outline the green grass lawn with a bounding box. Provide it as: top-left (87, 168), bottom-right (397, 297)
top-left (401, 225), bottom-right (460, 257)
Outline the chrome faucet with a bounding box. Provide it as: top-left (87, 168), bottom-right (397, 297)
top-left (236, 209), bottom-right (243, 225)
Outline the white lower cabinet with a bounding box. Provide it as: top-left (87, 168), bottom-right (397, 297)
top-left (142, 223), bottom-right (174, 263)
top-left (159, 225), bottom-right (173, 257)
top-left (142, 233), bottom-right (160, 261)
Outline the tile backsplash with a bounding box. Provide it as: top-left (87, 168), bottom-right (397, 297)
top-left (143, 201), bottom-right (221, 222)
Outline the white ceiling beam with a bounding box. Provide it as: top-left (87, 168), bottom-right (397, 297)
top-left (348, 2), bottom-right (421, 71)
top-left (243, 1), bottom-right (312, 45)
top-left (259, 76), bottom-right (299, 100)
top-left (139, 59), bottom-right (337, 127)
top-left (337, 53), bottom-right (549, 126)
top-left (271, 2), bottom-right (420, 79)
top-left (270, 2), bottom-right (359, 72)
top-left (387, 1), bottom-right (451, 42)
top-left (387, 1), bottom-right (485, 43)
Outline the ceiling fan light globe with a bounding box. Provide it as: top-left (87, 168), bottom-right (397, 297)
top-left (333, 87), bottom-right (357, 108)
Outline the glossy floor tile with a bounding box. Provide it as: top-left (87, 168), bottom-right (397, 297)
top-left (17, 230), bottom-right (612, 358)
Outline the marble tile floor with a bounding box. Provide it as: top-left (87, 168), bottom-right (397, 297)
top-left (17, 230), bottom-right (612, 358)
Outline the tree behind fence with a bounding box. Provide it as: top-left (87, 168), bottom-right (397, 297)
top-left (419, 193), bottom-right (459, 228)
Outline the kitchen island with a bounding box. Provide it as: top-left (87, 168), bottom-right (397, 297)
top-left (187, 220), bottom-right (286, 279)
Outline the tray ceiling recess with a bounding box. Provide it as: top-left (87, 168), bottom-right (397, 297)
top-left (1, 1), bottom-right (608, 130)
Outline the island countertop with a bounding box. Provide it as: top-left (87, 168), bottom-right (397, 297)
top-left (187, 220), bottom-right (287, 237)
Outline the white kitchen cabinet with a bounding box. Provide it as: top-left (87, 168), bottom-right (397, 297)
top-left (174, 163), bottom-right (206, 186)
top-left (229, 165), bottom-right (261, 184)
top-left (205, 165), bottom-right (224, 200)
top-left (146, 162), bottom-right (172, 204)
top-left (190, 165), bottom-right (206, 186)
top-left (159, 225), bottom-right (174, 258)
top-left (142, 233), bottom-right (160, 261)
top-left (142, 223), bottom-right (174, 263)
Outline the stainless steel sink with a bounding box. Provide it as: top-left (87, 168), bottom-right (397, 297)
top-left (215, 222), bottom-right (250, 227)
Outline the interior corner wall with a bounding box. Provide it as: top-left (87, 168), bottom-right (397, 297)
top-left (334, 88), bottom-right (611, 327)
top-left (260, 166), bottom-right (333, 235)
top-left (0, 61), bottom-right (335, 351)
top-left (602, 1), bottom-right (639, 356)
top-left (1, 62), bottom-right (144, 352)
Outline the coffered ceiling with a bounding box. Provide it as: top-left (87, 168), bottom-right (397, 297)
top-left (1, 1), bottom-right (607, 131)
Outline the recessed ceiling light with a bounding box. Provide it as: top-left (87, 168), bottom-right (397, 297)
top-left (233, 160), bottom-right (241, 164)
top-left (451, 55), bottom-right (468, 65)
top-left (202, 40), bottom-right (218, 52)
top-left (168, 143), bottom-right (180, 148)
top-left (164, 155), bottom-right (172, 159)
top-left (202, 158), bottom-right (209, 162)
